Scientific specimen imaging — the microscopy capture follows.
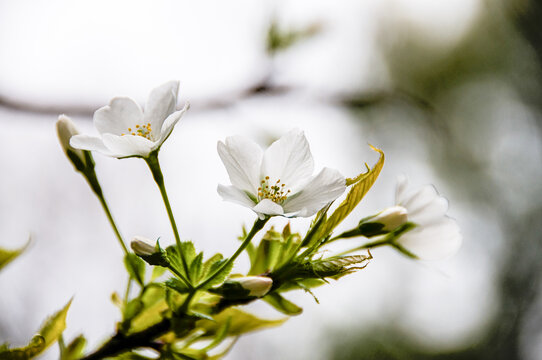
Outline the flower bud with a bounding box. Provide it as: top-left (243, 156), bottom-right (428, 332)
top-left (131, 236), bottom-right (156, 256)
top-left (370, 206), bottom-right (408, 231)
top-left (234, 276), bottom-right (273, 297)
top-left (56, 115), bottom-right (88, 171)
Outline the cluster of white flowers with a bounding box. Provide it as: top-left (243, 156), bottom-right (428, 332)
top-left (58, 81), bottom-right (461, 262)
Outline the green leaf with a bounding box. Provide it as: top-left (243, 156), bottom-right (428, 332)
top-left (201, 317), bottom-right (231, 352)
top-left (165, 278), bottom-right (191, 294)
top-left (128, 286), bottom-right (169, 334)
top-left (166, 242), bottom-right (196, 280)
top-left (201, 254), bottom-right (223, 280)
top-left (198, 308), bottom-right (285, 337)
top-left (312, 254), bottom-right (372, 278)
top-left (0, 240), bottom-right (29, 271)
top-left (0, 336), bottom-right (45, 359)
top-left (249, 228), bottom-right (285, 275)
top-left (262, 293), bottom-right (303, 315)
top-left (151, 266), bottom-right (167, 281)
top-left (190, 252), bottom-right (203, 282)
top-left (199, 260), bottom-right (233, 290)
top-left (310, 146), bottom-right (384, 246)
top-left (60, 335), bottom-right (86, 360)
top-left (38, 299), bottom-right (72, 350)
top-left (124, 253), bottom-right (146, 286)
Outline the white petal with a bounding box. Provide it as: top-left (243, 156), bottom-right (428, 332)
top-left (102, 133), bottom-right (154, 158)
top-left (143, 80), bottom-right (180, 132)
top-left (217, 184), bottom-right (256, 209)
top-left (401, 185), bottom-right (438, 212)
top-left (156, 102), bottom-right (190, 148)
top-left (94, 97), bottom-right (144, 135)
top-left (282, 167), bottom-right (346, 217)
top-left (395, 175), bottom-right (409, 203)
top-left (70, 134), bottom-right (115, 156)
top-left (398, 218), bottom-right (462, 260)
top-left (408, 196), bottom-right (449, 225)
top-left (217, 136), bottom-right (263, 193)
top-left (253, 199), bottom-right (284, 216)
top-left (261, 129), bottom-right (314, 189)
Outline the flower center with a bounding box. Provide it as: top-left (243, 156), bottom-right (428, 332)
top-left (121, 123), bottom-right (153, 140)
top-left (258, 176), bottom-right (291, 204)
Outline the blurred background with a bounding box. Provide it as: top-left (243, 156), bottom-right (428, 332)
top-left (1, 0), bottom-right (542, 359)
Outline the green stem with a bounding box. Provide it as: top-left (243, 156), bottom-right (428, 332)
top-left (97, 194), bottom-right (129, 255)
top-left (85, 169), bottom-right (128, 255)
top-left (145, 152), bottom-right (191, 284)
top-left (124, 276), bottom-right (132, 305)
top-left (333, 238), bottom-right (389, 257)
top-left (196, 217), bottom-right (268, 291)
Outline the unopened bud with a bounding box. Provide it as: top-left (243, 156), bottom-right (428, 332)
top-left (56, 115), bottom-right (88, 171)
top-left (234, 276), bottom-right (273, 297)
top-left (370, 206), bottom-right (408, 231)
top-left (131, 236), bottom-right (156, 256)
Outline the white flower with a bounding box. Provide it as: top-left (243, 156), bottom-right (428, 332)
top-left (56, 115), bottom-right (88, 168)
top-left (131, 236), bottom-right (156, 256)
top-left (70, 81), bottom-right (189, 158)
top-left (369, 205), bottom-right (408, 232)
top-left (233, 276), bottom-right (273, 297)
top-left (393, 175), bottom-right (462, 260)
top-left (217, 129), bottom-right (346, 219)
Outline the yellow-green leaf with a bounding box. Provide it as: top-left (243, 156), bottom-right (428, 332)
top-left (263, 293), bottom-right (303, 315)
top-left (0, 241), bottom-right (29, 271)
top-left (0, 336), bottom-right (45, 360)
top-left (39, 299), bottom-right (72, 350)
top-left (197, 308), bottom-right (285, 337)
top-left (312, 145), bottom-right (384, 243)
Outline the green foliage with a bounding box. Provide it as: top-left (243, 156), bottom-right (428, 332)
top-left (248, 225), bottom-right (302, 275)
top-left (0, 241), bottom-right (29, 271)
top-left (166, 277), bottom-right (191, 294)
top-left (124, 285), bottom-right (169, 334)
top-left (0, 336), bottom-right (45, 360)
top-left (124, 253), bottom-right (146, 286)
top-left (263, 293), bottom-right (303, 315)
top-left (60, 335), bottom-right (86, 360)
top-left (197, 308), bottom-right (285, 337)
top-left (307, 146), bottom-right (385, 249)
top-left (0, 299), bottom-right (72, 359)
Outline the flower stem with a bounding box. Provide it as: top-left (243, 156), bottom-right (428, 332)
top-left (145, 152), bottom-right (191, 284)
top-left (85, 170), bottom-right (129, 255)
top-left (196, 217), bottom-right (268, 291)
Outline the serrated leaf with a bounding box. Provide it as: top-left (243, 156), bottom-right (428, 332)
top-left (166, 243), bottom-right (196, 281)
top-left (198, 308), bottom-right (285, 337)
top-left (124, 253), bottom-right (146, 286)
top-left (199, 260), bottom-right (233, 290)
top-left (312, 254), bottom-right (371, 278)
top-left (311, 146), bottom-right (384, 245)
top-left (61, 335), bottom-right (86, 360)
top-left (39, 299), bottom-right (72, 350)
top-left (201, 254), bottom-right (223, 280)
top-left (190, 253), bottom-right (203, 282)
top-left (0, 241), bottom-right (29, 271)
top-left (262, 293), bottom-right (303, 315)
top-left (0, 336), bottom-right (45, 360)
top-left (165, 278), bottom-right (191, 294)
